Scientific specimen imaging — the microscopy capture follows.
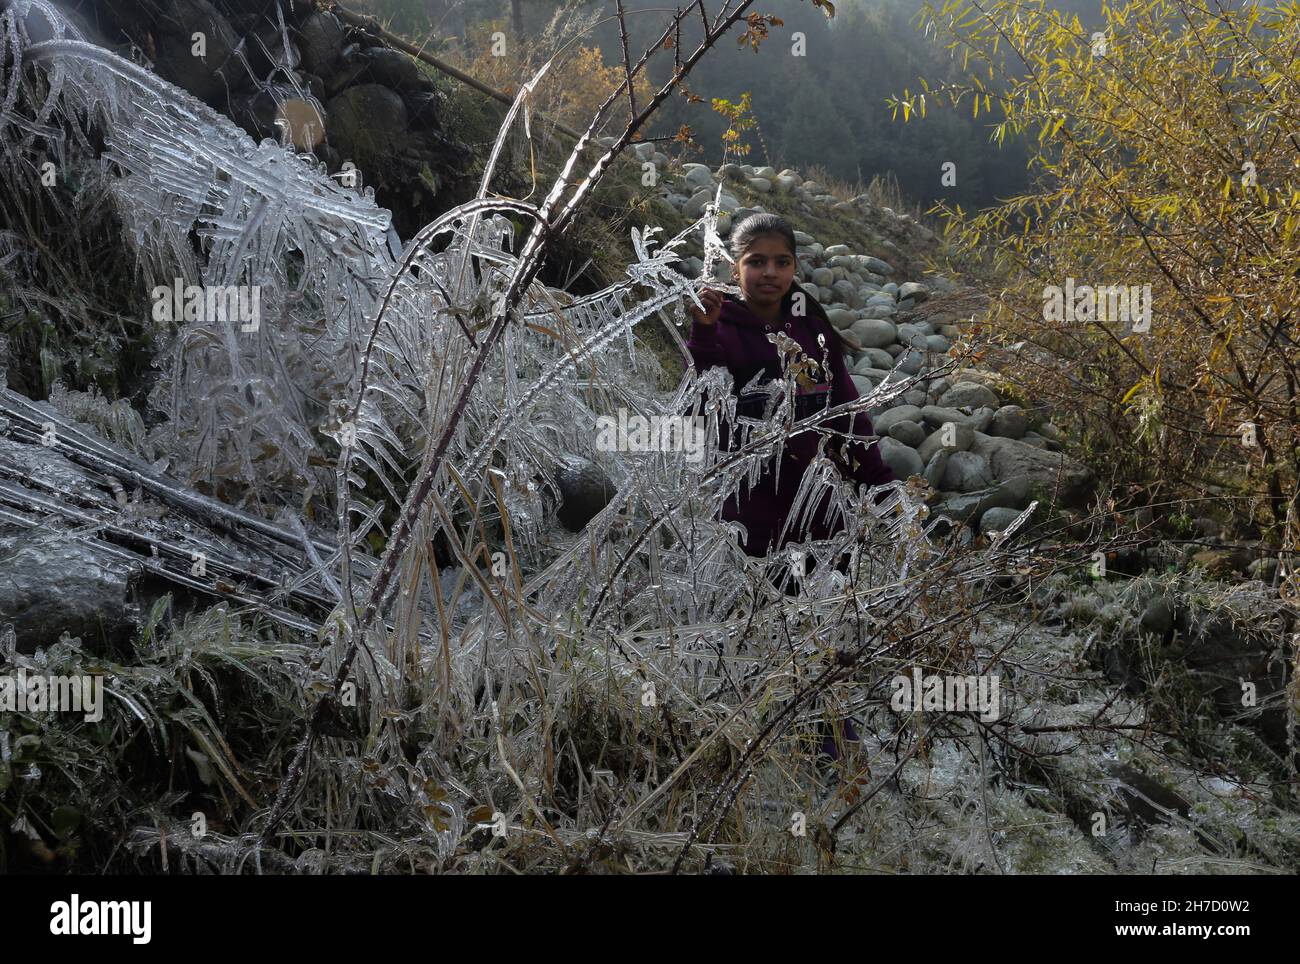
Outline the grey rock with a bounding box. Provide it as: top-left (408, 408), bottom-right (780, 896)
top-left (939, 381), bottom-right (1000, 409)
top-left (833, 279), bottom-right (862, 307)
top-left (1193, 516), bottom-right (1221, 539)
top-left (966, 406), bottom-right (997, 434)
top-left (932, 477), bottom-right (1032, 527)
top-left (877, 437), bottom-right (924, 480)
top-left (153, 0), bottom-right (243, 106)
top-left (860, 347), bottom-right (895, 370)
top-left (872, 405), bottom-right (924, 435)
top-left (859, 302), bottom-right (898, 321)
top-left (895, 323), bottom-right (929, 350)
top-left (849, 318), bottom-right (897, 349)
top-left (980, 506), bottom-right (1028, 535)
top-left (920, 405), bottom-right (972, 430)
top-left (0, 532), bottom-right (136, 652)
top-left (969, 434), bottom-right (1094, 505)
top-left (554, 458), bottom-right (616, 532)
top-left (1020, 431), bottom-right (1050, 449)
top-left (859, 256), bottom-right (893, 275)
top-left (902, 390), bottom-right (928, 407)
top-left (893, 349), bottom-right (926, 375)
top-left (1140, 595), bottom-right (1175, 637)
top-left (989, 404), bottom-right (1029, 439)
top-left (917, 421), bottom-right (974, 464)
top-left (327, 84), bottom-right (408, 168)
top-left (932, 490), bottom-right (988, 527)
top-left (986, 476), bottom-right (1033, 510)
top-left (888, 420), bottom-right (926, 447)
top-left (826, 307), bottom-right (857, 330)
top-left (898, 281), bottom-right (930, 303)
top-left (924, 450), bottom-right (949, 488)
top-left (364, 47), bottom-right (423, 90)
top-left (924, 334), bottom-right (951, 353)
top-left (941, 450), bottom-right (994, 492)
top-left (681, 163), bottom-right (714, 189)
top-left (403, 89), bottom-right (443, 131)
top-left (683, 190), bottom-right (712, 218)
top-left (297, 10), bottom-right (345, 75)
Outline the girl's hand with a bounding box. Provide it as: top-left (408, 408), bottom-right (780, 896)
top-left (689, 287), bottom-right (723, 326)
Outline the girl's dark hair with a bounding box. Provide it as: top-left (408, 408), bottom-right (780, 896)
top-left (728, 212), bottom-right (797, 264)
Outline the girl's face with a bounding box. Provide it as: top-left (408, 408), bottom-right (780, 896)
top-left (732, 235), bottom-right (797, 311)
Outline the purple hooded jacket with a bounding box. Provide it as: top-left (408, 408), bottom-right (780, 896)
top-left (687, 290), bottom-right (894, 556)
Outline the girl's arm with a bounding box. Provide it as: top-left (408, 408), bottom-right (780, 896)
top-left (686, 317), bottom-right (729, 370)
top-left (823, 328), bottom-right (896, 487)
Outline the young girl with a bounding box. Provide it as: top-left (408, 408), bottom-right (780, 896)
top-left (687, 213), bottom-right (894, 559)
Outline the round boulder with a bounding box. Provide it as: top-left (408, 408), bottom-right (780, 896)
top-left (297, 11), bottom-right (345, 75)
top-left (877, 437), bottom-right (923, 480)
top-left (327, 84), bottom-right (409, 169)
top-left (989, 404), bottom-right (1029, 440)
top-left (888, 420), bottom-right (926, 448)
top-left (941, 450), bottom-right (994, 493)
top-left (897, 281), bottom-right (930, 303)
top-left (850, 318), bottom-right (897, 349)
top-left (939, 381), bottom-right (1000, 410)
top-left (554, 459), bottom-right (616, 532)
top-left (979, 506), bottom-right (1026, 535)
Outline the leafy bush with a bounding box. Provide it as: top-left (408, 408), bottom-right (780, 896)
top-left (892, 0), bottom-right (1300, 547)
